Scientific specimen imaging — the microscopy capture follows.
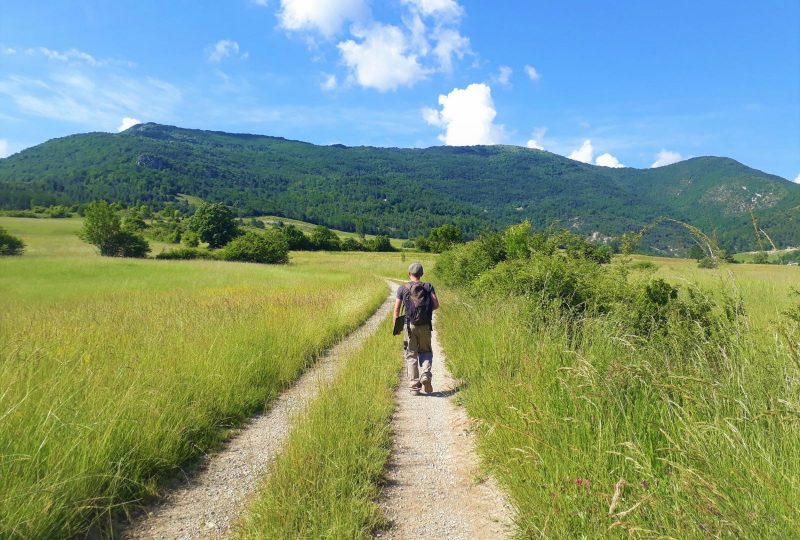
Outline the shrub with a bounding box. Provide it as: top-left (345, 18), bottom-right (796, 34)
top-left (0, 226), bottom-right (25, 255)
top-left (188, 203), bottom-right (239, 248)
top-left (155, 247), bottom-right (214, 260)
top-left (697, 256), bottom-right (718, 269)
top-left (79, 201), bottom-right (150, 258)
top-left (181, 230), bottom-right (200, 247)
top-left (220, 230), bottom-right (289, 264)
top-left (340, 238), bottom-right (366, 251)
top-left (309, 226), bottom-right (340, 251)
top-left (401, 239), bottom-right (415, 249)
top-left (364, 235), bottom-right (394, 252)
top-left (434, 233), bottom-right (506, 287)
top-left (426, 224), bottom-right (464, 253)
top-left (278, 224), bottom-right (311, 250)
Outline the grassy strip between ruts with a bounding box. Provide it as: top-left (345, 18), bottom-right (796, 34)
top-left (235, 313), bottom-right (400, 539)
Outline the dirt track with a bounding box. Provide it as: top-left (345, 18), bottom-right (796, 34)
top-left (123, 284), bottom-right (397, 540)
top-left (377, 312), bottom-right (513, 539)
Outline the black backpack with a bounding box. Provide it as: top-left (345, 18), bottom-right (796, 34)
top-left (402, 281), bottom-right (433, 326)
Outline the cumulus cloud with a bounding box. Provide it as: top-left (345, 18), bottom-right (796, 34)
top-left (338, 24), bottom-right (428, 91)
top-left (568, 139), bottom-right (594, 163)
top-left (117, 117), bottom-right (141, 132)
top-left (525, 127), bottom-right (547, 150)
top-left (423, 83), bottom-right (503, 146)
top-left (595, 152), bottom-right (624, 168)
top-left (524, 64), bottom-right (540, 81)
top-left (278, 0), bottom-right (368, 38)
top-left (0, 139), bottom-right (8, 158)
top-left (321, 73), bottom-right (338, 90)
top-left (430, 27), bottom-right (469, 73)
top-left (794, 173), bottom-right (800, 184)
top-left (651, 149), bottom-right (683, 168)
top-left (208, 40), bottom-right (247, 62)
top-left (492, 65), bottom-right (513, 88)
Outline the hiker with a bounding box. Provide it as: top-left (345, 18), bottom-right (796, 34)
top-left (394, 262), bottom-right (440, 395)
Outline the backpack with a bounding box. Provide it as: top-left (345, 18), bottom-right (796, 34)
top-left (402, 281), bottom-right (433, 326)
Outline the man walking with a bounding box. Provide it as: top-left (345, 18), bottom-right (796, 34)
top-left (394, 262), bottom-right (440, 395)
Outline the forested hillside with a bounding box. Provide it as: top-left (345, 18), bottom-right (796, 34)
top-left (1, 123), bottom-right (797, 251)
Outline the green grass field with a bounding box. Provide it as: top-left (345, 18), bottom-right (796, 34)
top-left (436, 257), bottom-right (800, 538)
top-left (0, 217), bottom-right (426, 538)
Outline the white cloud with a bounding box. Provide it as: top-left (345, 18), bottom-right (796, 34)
top-left (117, 117), bottom-right (141, 132)
top-left (595, 152), bottom-right (624, 168)
top-left (492, 65), bottom-right (513, 88)
top-left (338, 24), bottom-right (428, 91)
top-left (0, 70), bottom-right (181, 129)
top-left (430, 27), bottom-right (469, 73)
top-left (0, 139), bottom-right (8, 158)
top-left (278, 0), bottom-right (368, 38)
top-left (526, 139), bottom-right (543, 150)
top-left (424, 83), bottom-right (503, 146)
top-left (321, 73), bottom-right (338, 90)
top-left (401, 0), bottom-right (463, 19)
top-left (525, 127), bottom-right (547, 150)
top-left (568, 139), bottom-right (594, 163)
top-left (524, 64), bottom-right (540, 81)
top-left (29, 46), bottom-right (100, 66)
top-left (794, 173), bottom-right (800, 184)
top-left (208, 40), bottom-right (247, 62)
top-left (650, 149), bottom-right (683, 168)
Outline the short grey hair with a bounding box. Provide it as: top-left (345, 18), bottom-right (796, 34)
top-left (408, 262), bottom-right (424, 277)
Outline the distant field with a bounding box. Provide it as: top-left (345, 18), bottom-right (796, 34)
top-left (0, 217), bottom-right (430, 538)
top-left (254, 215), bottom-right (408, 249)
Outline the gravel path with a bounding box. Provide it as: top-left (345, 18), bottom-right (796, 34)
top-left (123, 283), bottom-right (397, 540)
top-left (377, 313), bottom-right (513, 539)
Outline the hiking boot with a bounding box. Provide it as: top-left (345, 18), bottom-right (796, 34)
top-left (410, 382), bottom-right (422, 395)
top-left (422, 379), bottom-right (433, 393)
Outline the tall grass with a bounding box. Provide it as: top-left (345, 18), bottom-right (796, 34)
top-left (235, 315), bottom-right (400, 539)
top-left (437, 288), bottom-right (800, 537)
top-left (0, 255), bottom-right (389, 538)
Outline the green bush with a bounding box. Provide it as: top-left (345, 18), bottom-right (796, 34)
top-left (309, 226), bottom-right (340, 251)
top-left (698, 256), bottom-right (718, 269)
top-left (434, 232), bottom-right (506, 287)
top-left (155, 247), bottom-right (215, 260)
top-left (0, 226), bottom-right (25, 255)
top-left (188, 203), bottom-right (239, 248)
top-left (278, 224), bottom-right (312, 250)
top-left (340, 237), bottom-right (366, 251)
top-left (364, 235), bottom-right (394, 252)
top-left (221, 230), bottom-right (289, 264)
top-left (78, 201), bottom-right (150, 257)
top-left (181, 230), bottom-right (200, 247)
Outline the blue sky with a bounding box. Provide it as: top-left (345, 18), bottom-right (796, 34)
top-left (1, 0), bottom-right (798, 180)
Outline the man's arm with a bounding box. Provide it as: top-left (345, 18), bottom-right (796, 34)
top-left (431, 292), bottom-right (440, 311)
top-left (393, 298), bottom-right (402, 321)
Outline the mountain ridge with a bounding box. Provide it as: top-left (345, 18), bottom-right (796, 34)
top-left (1, 122), bottom-right (797, 252)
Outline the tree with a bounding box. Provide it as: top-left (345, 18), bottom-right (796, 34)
top-left (340, 237), bottom-right (366, 251)
top-left (0, 226), bottom-right (25, 255)
top-left (427, 224), bottom-right (464, 253)
top-left (365, 235), bottom-right (394, 252)
top-left (79, 200), bottom-right (150, 257)
top-left (278, 224), bottom-right (311, 250)
top-left (188, 203), bottom-right (239, 248)
top-left (220, 230), bottom-right (289, 264)
top-left (181, 230), bottom-right (200, 247)
top-left (309, 225), bottom-right (341, 251)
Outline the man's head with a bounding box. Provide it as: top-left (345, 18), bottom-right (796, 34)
top-left (408, 262), bottom-right (424, 279)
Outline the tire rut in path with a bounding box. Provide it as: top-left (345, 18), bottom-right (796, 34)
top-left (377, 314), bottom-right (513, 539)
top-left (124, 283), bottom-right (397, 540)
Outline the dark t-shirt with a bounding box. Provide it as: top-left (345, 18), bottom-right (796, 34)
top-left (397, 281), bottom-right (436, 324)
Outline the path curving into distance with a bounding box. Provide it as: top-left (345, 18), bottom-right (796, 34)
top-left (378, 312), bottom-right (514, 539)
top-left (124, 282), bottom-right (398, 540)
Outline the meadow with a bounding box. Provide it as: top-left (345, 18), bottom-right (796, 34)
top-left (0, 217), bottom-right (421, 538)
top-left (436, 247), bottom-right (800, 538)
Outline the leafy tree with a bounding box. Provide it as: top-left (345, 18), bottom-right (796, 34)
top-left (309, 225), bottom-right (340, 251)
top-left (278, 224), bottom-right (311, 250)
top-left (0, 226), bottom-right (24, 255)
top-left (79, 200), bottom-right (150, 257)
top-left (340, 237), bottom-right (365, 251)
top-left (427, 224), bottom-right (464, 253)
top-left (221, 230), bottom-right (289, 264)
top-left (365, 234), bottom-right (394, 252)
top-left (188, 203), bottom-right (239, 248)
